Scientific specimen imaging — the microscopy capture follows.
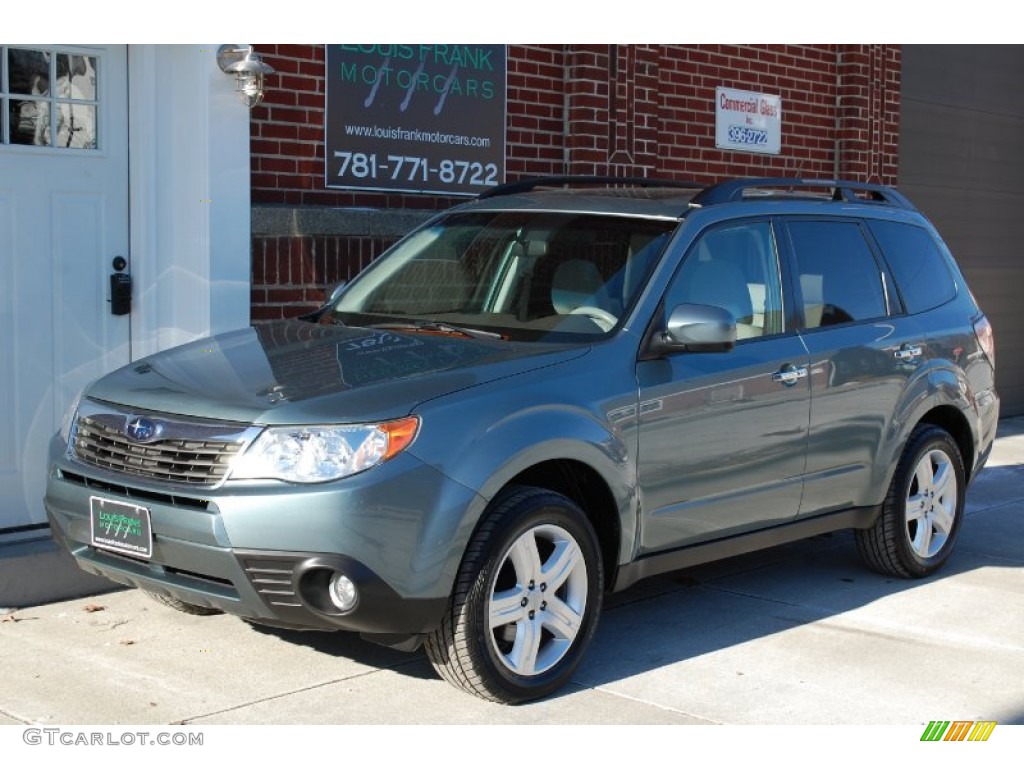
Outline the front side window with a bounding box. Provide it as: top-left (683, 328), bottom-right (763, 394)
top-left (787, 220), bottom-right (887, 329)
top-left (329, 211), bottom-right (676, 342)
top-left (663, 220), bottom-right (784, 339)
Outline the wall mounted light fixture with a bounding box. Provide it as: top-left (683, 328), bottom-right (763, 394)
top-left (217, 45), bottom-right (275, 108)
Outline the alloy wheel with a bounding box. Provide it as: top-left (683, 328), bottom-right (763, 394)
top-left (487, 523), bottom-right (589, 676)
top-left (905, 448), bottom-right (958, 559)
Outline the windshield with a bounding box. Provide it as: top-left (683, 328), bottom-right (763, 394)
top-left (328, 210), bottom-right (676, 342)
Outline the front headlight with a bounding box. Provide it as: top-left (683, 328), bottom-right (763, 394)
top-left (230, 416), bottom-right (419, 483)
top-left (60, 387), bottom-right (86, 444)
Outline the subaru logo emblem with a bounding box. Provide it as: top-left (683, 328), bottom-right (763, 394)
top-left (125, 417), bottom-right (159, 443)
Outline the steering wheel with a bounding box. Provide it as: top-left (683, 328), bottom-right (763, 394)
top-left (569, 305), bottom-right (618, 331)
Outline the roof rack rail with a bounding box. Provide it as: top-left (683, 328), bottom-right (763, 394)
top-left (477, 175), bottom-right (704, 200)
top-left (690, 177), bottom-right (917, 210)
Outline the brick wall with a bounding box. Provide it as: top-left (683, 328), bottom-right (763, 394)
top-left (249, 44), bottom-right (901, 320)
top-left (250, 234), bottom-right (398, 321)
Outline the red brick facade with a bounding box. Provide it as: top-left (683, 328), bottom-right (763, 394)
top-left (250, 44), bottom-right (901, 320)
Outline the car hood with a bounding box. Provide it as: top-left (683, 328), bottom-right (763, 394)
top-left (86, 320), bottom-right (589, 425)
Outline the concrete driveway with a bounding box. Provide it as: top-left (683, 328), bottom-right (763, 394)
top-left (1, 420), bottom-right (1022, 727)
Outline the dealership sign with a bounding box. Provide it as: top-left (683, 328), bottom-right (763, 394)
top-left (325, 45), bottom-right (507, 195)
top-left (715, 86), bottom-right (782, 155)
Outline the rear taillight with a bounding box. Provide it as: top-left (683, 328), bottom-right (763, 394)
top-left (973, 316), bottom-right (995, 368)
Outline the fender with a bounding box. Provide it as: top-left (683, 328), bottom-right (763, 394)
top-left (871, 356), bottom-right (981, 499)
top-left (866, 358), bottom-right (940, 503)
top-left (408, 348), bottom-right (641, 577)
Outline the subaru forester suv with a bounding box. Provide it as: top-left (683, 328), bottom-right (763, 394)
top-left (46, 177), bottom-right (999, 703)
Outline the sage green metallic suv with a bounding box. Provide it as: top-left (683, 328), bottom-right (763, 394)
top-left (45, 177), bottom-right (999, 703)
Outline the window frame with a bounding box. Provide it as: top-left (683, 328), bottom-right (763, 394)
top-left (1, 45), bottom-right (102, 152)
top-left (330, 209), bottom-right (678, 343)
top-left (864, 218), bottom-right (959, 316)
top-left (657, 216), bottom-right (791, 345)
top-left (777, 215), bottom-right (901, 333)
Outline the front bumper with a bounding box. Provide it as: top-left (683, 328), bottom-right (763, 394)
top-left (45, 435), bottom-right (481, 636)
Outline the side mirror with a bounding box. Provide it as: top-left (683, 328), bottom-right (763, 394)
top-left (650, 303), bottom-right (736, 356)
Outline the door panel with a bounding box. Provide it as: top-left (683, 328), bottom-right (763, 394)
top-left (781, 217), bottom-right (928, 516)
top-left (636, 337), bottom-right (811, 552)
top-left (798, 319), bottom-right (927, 514)
top-left (635, 219), bottom-right (810, 553)
top-left (0, 45), bottom-right (129, 534)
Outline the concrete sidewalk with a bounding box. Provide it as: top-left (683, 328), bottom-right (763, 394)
top-left (2, 420), bottom-right (1022, 725)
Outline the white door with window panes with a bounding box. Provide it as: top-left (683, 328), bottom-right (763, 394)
top-left (0, 45), bottom-right (130, 538)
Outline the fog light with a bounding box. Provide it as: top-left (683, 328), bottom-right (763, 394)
top-left (328, 573), bottom-right (358, 612)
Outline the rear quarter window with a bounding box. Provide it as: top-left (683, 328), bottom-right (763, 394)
top-left (868, 220), bottom-right (957, 314)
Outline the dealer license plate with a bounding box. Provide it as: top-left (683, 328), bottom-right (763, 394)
top-left (89, 496), bottom-right (153, 559)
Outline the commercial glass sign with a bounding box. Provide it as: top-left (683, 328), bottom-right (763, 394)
top-left (325, 44), bottom-right (507, 196)
top-left (715, 86), bottom-right (782, 155)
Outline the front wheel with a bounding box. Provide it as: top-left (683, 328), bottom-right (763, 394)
top-left (425, 486), bottom-right (604, 704)
top-left (856, 425), bottom-right (966, 578)
top-left (144, 590), bottom-right (223, 616)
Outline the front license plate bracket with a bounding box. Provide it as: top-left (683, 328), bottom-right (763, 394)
top-left (89, 496), bottom-right (153, 560)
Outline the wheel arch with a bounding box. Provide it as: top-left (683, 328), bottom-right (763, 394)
top-left (856, 418), bottom-right (968, 579)
top-left (505, 459), bottom-right (621, 591)
top-left (875, 387), bottom-right (980, 502)
top-left (916, 404), bottom-right (975, 481)
top-left (411, 399), bottom-right (638, 595)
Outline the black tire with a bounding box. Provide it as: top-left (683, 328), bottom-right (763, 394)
top-left (856, 424), bottom-right (966, 578)
top-left (144, 590), bottom-right (223, 616)
top-left (424, 486), bottom-right (604, 704)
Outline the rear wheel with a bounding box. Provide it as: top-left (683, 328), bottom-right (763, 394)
top-left (144, 590), bottom-right (223, 616)
top-left (425, 486), bottom-right (603, 704)
top-left (856, 424), bottom-right (966, 578)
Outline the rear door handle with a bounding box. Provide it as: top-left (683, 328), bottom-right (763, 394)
top-left (772, 365), bottom-right (808, 386)
top-left (894, 345), bottom-right (923, 362)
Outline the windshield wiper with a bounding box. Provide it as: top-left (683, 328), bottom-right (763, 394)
top-left (296, 301), bottom-right (346, 325)
top-left (373, 320), bottom-right (504, 340)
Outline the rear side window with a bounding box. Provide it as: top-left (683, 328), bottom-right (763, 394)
top-left (787, 220), bottom-right (887, 329)
top-left (868, 220), bottom-right (957, 314)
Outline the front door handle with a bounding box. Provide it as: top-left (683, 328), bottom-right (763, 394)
top-left (772, 364), bottom-right (808, 386)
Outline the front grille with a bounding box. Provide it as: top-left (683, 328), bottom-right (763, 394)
top-left (73, 415), bottom-right (243, 486)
